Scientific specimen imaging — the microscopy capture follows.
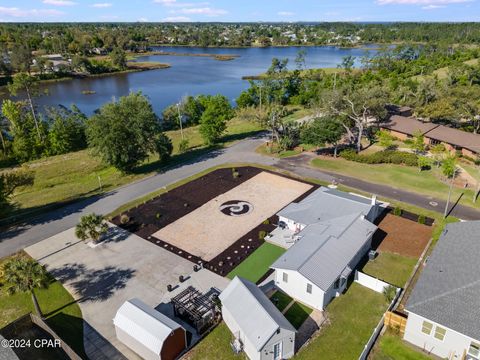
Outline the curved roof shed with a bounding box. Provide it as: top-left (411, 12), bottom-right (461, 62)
top-left (113, 298), bottom-right (186, 360)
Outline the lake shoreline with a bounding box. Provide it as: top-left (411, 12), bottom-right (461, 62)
top-left (0, 61), bottom-right (171, 90)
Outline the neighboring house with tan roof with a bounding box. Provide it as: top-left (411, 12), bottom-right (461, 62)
top-left (403, 221), bottom-right (480, 360)
top-left (381, 115), bottom-right (438, 141)
top-left (380, 115), bottom-right (480, 158)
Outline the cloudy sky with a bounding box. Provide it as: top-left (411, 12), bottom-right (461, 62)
top-left (0, 0), bottom-right (477, 22)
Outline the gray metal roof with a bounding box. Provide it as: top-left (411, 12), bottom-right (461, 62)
top-left (272, 213), bottom-right (377, 291)
top-left (219, 277), bottom-right (296, 351)
top-left (406, 221), bottom-right (480, 341)
top-left (277, 187), bottom-right (379, 225)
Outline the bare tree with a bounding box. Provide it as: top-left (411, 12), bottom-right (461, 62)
top-left (322, 85), bottom-right (388, 152)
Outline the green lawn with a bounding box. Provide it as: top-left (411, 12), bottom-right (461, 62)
top-left (187, 322), bottom-right (247, 360)
top-left (271, 291), bottom-right (293, 312)
top-left (294, 283), bottom-right (388, 360)
top-left (371, 331), bottom-right (433, 360)
top-left (284, 302), bottom-right (313, 330)
top-left (362, 252), bottom-right (418, 288)
top-left (2, 118), bottom-right (263, 222)
top-left (227, 242), bottom-right (286, 283)
top-left (0, 254), bottom-right (85, 357)
top-left (310, 157), bottom-right (480, 210)
top-left (256, 143), bottom-right (316, 159)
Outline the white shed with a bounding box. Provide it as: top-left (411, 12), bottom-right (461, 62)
top-left (113, 298), bottom-right (187, 360)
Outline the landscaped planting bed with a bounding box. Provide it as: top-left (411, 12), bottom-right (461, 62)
top-left (112, 166), bottom-right (317, 276)
top-left (372, 213), bottom-right (433, 258)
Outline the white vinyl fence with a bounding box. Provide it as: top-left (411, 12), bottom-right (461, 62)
top-left (354, 271), bottom-right (392, 294)
top-left (356, 272), bottom-right (401, 360)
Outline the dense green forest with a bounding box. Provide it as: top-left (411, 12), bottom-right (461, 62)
top-left (1, 22), bottom-right (480, 62)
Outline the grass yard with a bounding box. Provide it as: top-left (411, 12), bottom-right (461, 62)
top-left (185, 322), bottom-right (247, 360)
top-left (310, 157), bottom-right (480, 210)
top-left (371, 331), bottom-right (433, 360)
top-left (2, 118), bottom-right (263, 222)
top-left (284, 302), bottom-right (313, 330)
top-left (294, 283), bottom-right (388, 360)
top-left (227, 242), bottom-right (286, 283)
top-left (271, 291), bottom-right (293, 312)
top-left (0, 254), bottom-right (85, 357)
top-left (256, 143), bottom-right (316, 159)
top-left (362, 252), bottom-right (418, 288)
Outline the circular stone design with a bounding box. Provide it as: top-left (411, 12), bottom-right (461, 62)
top-left (219, 200), bottom-right (254, 217)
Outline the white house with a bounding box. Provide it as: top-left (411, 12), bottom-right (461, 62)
top-left (403, 221), bottom-right (480, 360)
top-left (113, 298), bottom-right (187, 360)
top-left (219, 276), bottom-right (296, 360)
top-left (270, 187), bottom-right (384, 310)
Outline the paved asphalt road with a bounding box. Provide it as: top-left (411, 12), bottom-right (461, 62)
top-left (1, 135), bottom-right (479, 258)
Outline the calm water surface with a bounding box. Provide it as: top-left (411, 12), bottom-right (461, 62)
top-left (5, 46), bottom-right (377, 115)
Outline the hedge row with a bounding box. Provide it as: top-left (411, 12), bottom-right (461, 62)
top-left (340, 149), bottom-right (418, 166)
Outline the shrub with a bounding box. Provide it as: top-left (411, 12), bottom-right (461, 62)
top-left (178, 138), bottom-right (189, 154)
top-left (156, 213), bottom-right (162, 219)
top-left (383, 285), bottom-right (397, 303)
top-left (340, 149), bottom-right (418, 167)
top-left (232, 168), bottom-right (240, 179)
top-left (263, 219), bottom-right (270, 225)
top-left (120, 214), bottom-right (130, 224)
top-left (418, 214), bottom-right (426, 225)
top-left (258, 230), bottom-right (267, 240)
top-left (393, 207), bottom-right (402, 216)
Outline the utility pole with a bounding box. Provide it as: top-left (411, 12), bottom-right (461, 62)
top-left (176, 102), bottom-right (184, 141)
top-left (97, 174), bottom-right (103, 191)
top-left (444, 168), bottom-right (458, 218)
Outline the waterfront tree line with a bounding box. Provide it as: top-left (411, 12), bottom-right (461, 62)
top-left (2, 22), bottom-right (480, 78)
top-left (2, 40), bottom-right (480, 216)
top-left (234, 43), bottom-right (480, 154)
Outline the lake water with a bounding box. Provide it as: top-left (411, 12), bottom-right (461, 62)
top-left (6, 46), bottom-right (377, 116)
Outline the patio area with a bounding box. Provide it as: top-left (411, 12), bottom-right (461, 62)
top-left (265, 226), bottom-right (298, 249)
top-left (25, 224), bottom-right (229, 360)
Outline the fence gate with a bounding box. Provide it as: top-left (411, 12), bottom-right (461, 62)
top-left (384, 311), bottom-right (407, 335)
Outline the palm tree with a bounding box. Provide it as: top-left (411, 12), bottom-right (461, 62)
top-left (3, 257), bottom-right (49, 318)
top-left (75, 213), bottom-right (108, 243)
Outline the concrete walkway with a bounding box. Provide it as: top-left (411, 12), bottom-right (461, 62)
top-left (295, 310), bottom-right (326, 352)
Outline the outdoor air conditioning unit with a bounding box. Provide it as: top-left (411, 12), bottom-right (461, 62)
top-left (368, 250), bottom-right (377, 261)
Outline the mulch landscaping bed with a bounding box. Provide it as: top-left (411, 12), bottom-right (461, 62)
top-left (372, 213), bottom-right (433, 259)
top-left (112, 166), bottom-right (318, 276)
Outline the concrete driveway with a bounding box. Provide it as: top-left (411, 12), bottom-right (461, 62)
top-left (25, 224), bottom-right (229, 359)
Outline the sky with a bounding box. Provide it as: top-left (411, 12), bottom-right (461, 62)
top-left (0, 0), bottom-right (478, 23)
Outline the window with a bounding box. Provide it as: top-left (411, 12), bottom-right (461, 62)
top-left (282, 272), bottom-right (288, 283)
top-left (468, 342), bottom-right (480, 359)
top-left (306, 283), bottom-right (312, 294)
top-left (421, 321), bottom-right (433, 335)
top-left (434, 326), bottom-right (446, 341)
